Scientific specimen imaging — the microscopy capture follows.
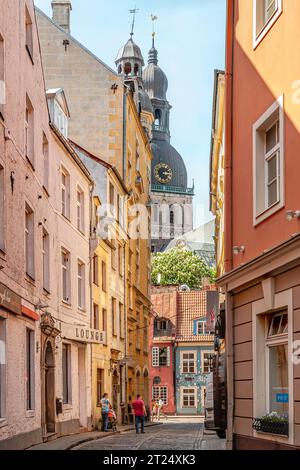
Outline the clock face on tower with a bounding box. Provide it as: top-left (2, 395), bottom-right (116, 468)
top-left (154, 163), bottom-right (173, 184)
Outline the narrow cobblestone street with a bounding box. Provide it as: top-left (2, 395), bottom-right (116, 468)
top-left (73, 418), bottom-right (226, 451)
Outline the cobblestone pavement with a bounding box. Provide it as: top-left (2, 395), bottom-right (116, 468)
top-left (73, 418), bottom-right (226, 451)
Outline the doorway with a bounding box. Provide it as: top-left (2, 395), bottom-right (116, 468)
top-left (112, 370), bottom-right (119, 412)
top-left (78, 347), bottom-right (87, 428)
top-left (45, 341), bottom-right (55, 434)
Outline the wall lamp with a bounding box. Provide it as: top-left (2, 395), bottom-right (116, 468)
top-left (286, 210), bottom-right (300, 222)
top-left (233, 245), bottom-right (245, 255)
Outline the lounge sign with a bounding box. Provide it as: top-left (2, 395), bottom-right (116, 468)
top-left (61, 323), bottom-right (105, 344)
top-left (0, 283), bottom-right (21, 315)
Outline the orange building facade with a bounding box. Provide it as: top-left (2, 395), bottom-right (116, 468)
top-left (219, 0), bottom-right (300, 450)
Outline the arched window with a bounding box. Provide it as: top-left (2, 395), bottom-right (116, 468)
top-left (170, 211), bottom-right (174, 226)
top-left (154, 109), bottom-right (162, 126)
top-left (124, 62), bottom-right (131, 75)
top-left (118, 64), bottom-right (122, 74)
top-left (134, 63), bottom-right (139, 75)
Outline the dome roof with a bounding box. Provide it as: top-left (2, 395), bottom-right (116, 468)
top-left (151, 140), bottom-right (188, 189)
top-left (138, 89), bottom-right (153, 114)
top-left (143, 63), bottom-right (168, 100)
top-left (115, 38), bottom-right (144, 66)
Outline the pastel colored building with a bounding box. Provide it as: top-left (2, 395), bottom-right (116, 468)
top-left (218, 0), bottom-right (300, 450)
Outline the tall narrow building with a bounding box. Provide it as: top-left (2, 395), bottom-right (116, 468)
top-left (143, 37), bottom-right (194, 253)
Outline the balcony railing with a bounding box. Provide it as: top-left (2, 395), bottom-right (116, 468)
top-left (153, 329), bottom-right (173, 338)
top-left (151, 184), bottom-right (195, 196)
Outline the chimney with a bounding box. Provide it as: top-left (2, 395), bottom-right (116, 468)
top-left (51, 0), bottom-right (72, 34)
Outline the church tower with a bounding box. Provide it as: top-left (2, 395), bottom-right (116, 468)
top-left (143, 35), bottom-right (194, 253)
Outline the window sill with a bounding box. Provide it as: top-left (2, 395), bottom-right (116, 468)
top-left (42, 186), bottom-right (50, 198)
top-left (78, 307), bottom-right (87, 314)
top-left (26, 410), bottom-right (36, 418)
top-left (62, 300), bottom-right (72, 308)
top-left (63, 404), bottom-right (73, 411)
top-left (0, 419), bottom-right (8, 428)
top-left (43, 288), bottom-right (51, 296)
top-left (254, 200), bottom-right (284, 226)
top-left (25, 274), bottom-right (36, 285)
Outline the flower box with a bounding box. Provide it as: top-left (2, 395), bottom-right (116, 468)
top-left (253, 417), bottom-right (289, 436)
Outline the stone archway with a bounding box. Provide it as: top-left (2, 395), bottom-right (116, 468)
top-left (44, 341), bottom-right (55, 434)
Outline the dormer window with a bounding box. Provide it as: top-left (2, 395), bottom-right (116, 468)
top-left (54, 101), bottom-right (68, 138)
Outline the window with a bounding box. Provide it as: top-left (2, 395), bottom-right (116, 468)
top-left (76, 187), bottom-right (84, 233)
top-left (112, 298), bottom-right (117, 336)
top-left (118, 244), bottom-right (124, 277)
top-left (42, 133), bottom-right (49, 192)
top-left (42, 228), bottom-right (50, 293)
top-left (136, 140), bottom-right (140, 172)
top-left (25, 203), bottom-right (35, 279)
top-left (182, 388), bottom-right (196, 408)
top-left (25, 5), bottom-right (33, 61)
top-left (197, 320), bottom-right (209, 335)
top-left (0, 34), bottom-right (4, 118)
top-left (61, 167), bottom-right (70, 219)
top-left (26, 328), bottom-right (35, 410)
top-left (101, 261), bottom-right (107, 292)
top-left (97, 369), bottom-right (104, 406)
top-left (254, 0), bottom-right (282, 48)
top-left (182, 352), bottom-right (196, 374)
top-left (62, 344), bottom-right (72, 404)
top-left (25, 95), bottom-right (34, 167)
top-left (0, 165), bottom-right (4, 252)
top-left (111, 240), bottom-right (116, 270)
top-left (77, 261), bottom-right (85, 310)
top-left (61, 249), bottom-right (71, 304)
top-left (170, 211), bottom-right (174, 226)
top-left (152, 386), bottom-right (168, 405)
top-left (93, 255), bottom-right (99, 285)
top-left (202, 353), bottom-right (214, 374)
top-left (0, 318), bottom-right (6, 419)
top-left (154, 109), bottom-right (162, 127)
top-left (266, 311), bottom-right (288, 418)
top-left (143, 316), bottom-right (148, 353)
top-left (119, 303), bottom-right (124, 339)
top-left (152, 347), bottom-right (170, 367)
top-left (109, 183), bottom-right (115, 216)
top-left (54, 101), bottom-right (68, 138)
top-left (124, 62), bottom-right (131, 75)
top-left (253, 97), bottom-right (284, 225)
top-left (102, 309), bottom-right (107, 345)
top-left (93, 304), bottom-right (99, 330)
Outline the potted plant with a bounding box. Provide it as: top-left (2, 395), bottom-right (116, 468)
top-left (253, 412), bottom-right (289, 436)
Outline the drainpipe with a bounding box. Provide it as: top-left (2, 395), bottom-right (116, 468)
top-left (224, 0), bottom-right (235, 451)
top-left (89, 184), bottom-right (95, 428)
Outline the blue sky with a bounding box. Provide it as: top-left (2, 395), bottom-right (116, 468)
top-left (34, 0), bottom-right (226, 226)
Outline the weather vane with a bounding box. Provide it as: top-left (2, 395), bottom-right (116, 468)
top-left (151, 14), bottom-right (158, 40)
top-left (130, 6), bottom-right (139, 37)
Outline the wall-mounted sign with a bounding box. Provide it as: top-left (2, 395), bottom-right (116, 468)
top-left (276, 393), bottom-right (289, 403)
top-left (0, 283), bottom-right (21, 316)
top-left (60, 323), bottom-right (105, 344)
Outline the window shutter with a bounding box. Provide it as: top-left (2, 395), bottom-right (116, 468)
top-left (167, 347), bottom-right (170, 366)
top-left (152, 347), bottom-right (159, 367)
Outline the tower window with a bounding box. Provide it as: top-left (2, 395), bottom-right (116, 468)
top-left (170, 211), bottom-right (174, 225)
top-left (118, 64), bottom-right (122, 74)
top-left (155, 109), bottom-right (162, 126)
top-left (134, 63), bottom-right (139, 75)
top-left (124, 62), bottom-right (131, 75)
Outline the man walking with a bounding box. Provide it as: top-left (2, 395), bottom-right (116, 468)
top-left (100, 393), bottom-right (111, 432)
top-left (132, 394), bottom-right (146, 434)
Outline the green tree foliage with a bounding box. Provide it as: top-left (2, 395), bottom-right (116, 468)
top-left (151, 247), bottom-right (216, 288)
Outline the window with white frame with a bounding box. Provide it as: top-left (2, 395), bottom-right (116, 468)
top-left (182, 352), bottom-right (196, 374)
top-left (42, 228), bottom-right (50, 293)
top-left (152, 386), bottom-right (168, 405)
top-left (76, 187), bottom-right (85, 233)
top-left (62, 343), bottom-right (72, 404)
top-left (253, 97), bottom-right (284, 224)
top-left (25, 5), bottom-right (33, 61)
top-left (25, 202), bottom-right (35, 279)
top-left (0, 164), bottom-right (4, 252)
top-left (254, 0), bottom-right (282, 46)
top-left (182, 388), bottom-right (196, 408)
top-left (202, 352), bottom-right (214, 374)
top-left (266, 311), bottom-right (288, 418)
top-left (26, 328), bottom-right (35, 411)
top-left (152, 347), bottom-right (170, 367)
top-left (54, 101), bottom-right (68, 138)
top-left (61, 248), bottom-right (71, 304)
top-left (42, 133), bottom-right (49, 192)
top-left (0, 317), bottom-right (6, 419)
top-left (197, 320), bottom-right (208, 335)
top-left (61, 167), bottom-right (70, 219)
top-left (77, 260), bottom-right (86, 310)
top-left (25, 95), bottom-right (34, 167)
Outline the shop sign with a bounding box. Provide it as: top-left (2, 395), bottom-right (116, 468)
top-left (0, 283), bottom-right (21, 315)
top-left (61, 323), bottom-right (105, 344)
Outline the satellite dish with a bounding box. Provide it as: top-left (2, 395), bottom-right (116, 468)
top-left (179, 284), bottom-right (190, 292)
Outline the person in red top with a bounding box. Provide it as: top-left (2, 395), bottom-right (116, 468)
top-left (132, 394), bottom-right (146, 434)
